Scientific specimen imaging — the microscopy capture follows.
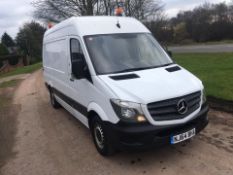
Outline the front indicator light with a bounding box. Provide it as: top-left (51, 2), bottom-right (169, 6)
top-left (137, 115), bottom-right (146, 122)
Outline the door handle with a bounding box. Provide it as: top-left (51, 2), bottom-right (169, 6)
top-left (70, 77), bottom-right (74, 82)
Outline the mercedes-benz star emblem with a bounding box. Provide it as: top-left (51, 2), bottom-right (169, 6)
top-left (177, 99), bottom-right (188, 114)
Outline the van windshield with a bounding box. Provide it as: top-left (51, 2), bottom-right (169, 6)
top-left (84, 33), bottom-right (173, 75)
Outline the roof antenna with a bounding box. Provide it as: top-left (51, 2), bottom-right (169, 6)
top-left (116, 18), bottom-right (121, 28)
top-left (115, 1), bottom-right (124, 28)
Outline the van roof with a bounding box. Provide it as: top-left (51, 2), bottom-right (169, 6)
top-left (44, 16), bottom-right (150, 38)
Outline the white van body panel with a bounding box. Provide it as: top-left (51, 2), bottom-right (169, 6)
top-left (43, 37), bottom-right (68, 92)
top-left (99, 65), bottom-right (203, 104)
top-left (43, 19), bottom-right (124, 125)
top-left (55, 95), bottom-right (89, 127)
top-left (43, 16), bottom-right (204, 128)
top-left (88, 102), bottom-right (110, 122)
top-left (44, 17), bottom-right (150, 38)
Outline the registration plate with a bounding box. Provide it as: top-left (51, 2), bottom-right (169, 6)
top-left (170, 128), bottom-right (196, 144)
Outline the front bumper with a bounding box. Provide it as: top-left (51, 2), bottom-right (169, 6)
top-left (104, 103), bottom-right (209, 150)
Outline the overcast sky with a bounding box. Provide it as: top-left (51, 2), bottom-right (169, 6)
top-left (0, 0), bottom-right (232, 39)
top-left (165, 0), bottom-right (231, 17)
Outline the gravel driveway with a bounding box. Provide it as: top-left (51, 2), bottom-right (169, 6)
top-left (1, 70), bottom-right (233, 175)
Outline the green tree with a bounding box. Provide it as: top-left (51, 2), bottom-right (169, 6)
top-left (0, 43), bottom-right (9, 56)
top-left (1, 32), bottom-right (15, 47)
top-left (16, 21), bottom-right (46, 64)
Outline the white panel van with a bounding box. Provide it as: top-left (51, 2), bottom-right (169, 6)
top-left (43, 17), bottom-right (209, 156)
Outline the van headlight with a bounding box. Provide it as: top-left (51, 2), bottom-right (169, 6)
top-left (202, 89), bottom-right (207, 104)
top-left (110, 99), bottom-right (147, 123)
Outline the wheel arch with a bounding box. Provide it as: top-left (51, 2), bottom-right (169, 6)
top-left (87, 102), bottom-right (109, 128)
top-left (45, 81), bottom-right (54, 91)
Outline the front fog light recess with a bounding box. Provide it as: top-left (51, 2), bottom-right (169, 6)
top-left (111, 99), bottom-right (147, 123)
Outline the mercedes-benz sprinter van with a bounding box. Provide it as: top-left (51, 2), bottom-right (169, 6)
top-left (43, 17), bottom-right (209, 156)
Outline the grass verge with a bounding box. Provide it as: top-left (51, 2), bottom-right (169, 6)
top-left (174, 52), bottom-right (233, 101)
top-left (0, 80), bottom-right (20, 89)
top-left (0, 62), bottom-right (42, 79)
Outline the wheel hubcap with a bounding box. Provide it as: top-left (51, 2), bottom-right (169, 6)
top-left (94, 124), bottom-right (104, 149)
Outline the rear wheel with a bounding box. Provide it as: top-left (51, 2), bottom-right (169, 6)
top-left (49, 89), bottom-right (61, 109)
top-left (91, 117), bottom-right (115, 156)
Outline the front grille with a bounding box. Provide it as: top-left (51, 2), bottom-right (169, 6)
top-left (147, 91), bottom-right (201, 121)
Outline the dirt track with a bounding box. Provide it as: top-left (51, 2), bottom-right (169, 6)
top-left (1, 70), bottom-right (233, 175)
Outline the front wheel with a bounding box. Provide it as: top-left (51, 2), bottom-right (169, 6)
top-left (91, 117), bottom-right (115, 156)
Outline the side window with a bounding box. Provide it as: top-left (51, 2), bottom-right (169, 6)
top-left (70, 39), bottom-right (84, 63)
top-left (70, 38), bottom-right (91, 80)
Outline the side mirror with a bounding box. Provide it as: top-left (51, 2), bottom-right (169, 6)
top-left (71, 53), bottom-right (86, 79)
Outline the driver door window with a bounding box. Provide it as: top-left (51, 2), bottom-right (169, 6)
top-left (70, 39), bottom-right (84, 63)
top-left (70, 38), bottom-right (87, 79)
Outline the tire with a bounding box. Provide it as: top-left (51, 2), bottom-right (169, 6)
top-left (91, 117), bottom-right (115, 156)
top-left (49, 89), bottom-right (61, 109)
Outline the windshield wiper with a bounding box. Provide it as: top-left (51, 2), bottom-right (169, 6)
top-left (113, 67), bottom-right (149, 74)
top-left (160, 63), bottom-right (174, 67)
top-left (112, 63), bottom-right (174, 74)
